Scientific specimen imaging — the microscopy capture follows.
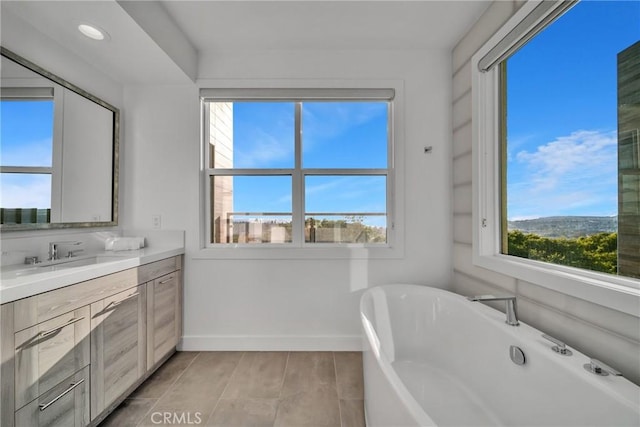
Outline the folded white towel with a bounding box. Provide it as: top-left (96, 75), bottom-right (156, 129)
top-left (105, 237), bottom-right (145, 251)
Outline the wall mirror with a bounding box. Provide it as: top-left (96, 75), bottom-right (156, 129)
top-left (0, 47), bottom-right (119, 231)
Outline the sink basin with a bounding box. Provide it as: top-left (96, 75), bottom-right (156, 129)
top-left (1, 254), bottom-right (134, 279)
top-left (47, 256), bottom-right (104, 269)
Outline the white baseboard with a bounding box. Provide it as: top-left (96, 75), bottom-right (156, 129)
top-left (179, 335), bottom-right (363, 351)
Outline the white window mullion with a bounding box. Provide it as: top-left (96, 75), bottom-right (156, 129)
top-left (207, 168), bottom-right (294, 176)
top-left (302, 168), bottom-right (388, 176)
top-left (200, 88), bottom-right (395, 101)
top-left (202, 102), bottom-right (214, 247)
top-left (387, 102), bottom-right (395, 237)
top-left (0, 166), bottom-right (52, 174)
top-left (292, 102), bottom-right (304, 246)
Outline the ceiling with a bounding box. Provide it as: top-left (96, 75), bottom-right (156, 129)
top-left (2, 0), bottom-right (192, 85)
top-left (1, 1), bottom-right (490, 85)
top-left (161, 1), bottom-right (490, 51)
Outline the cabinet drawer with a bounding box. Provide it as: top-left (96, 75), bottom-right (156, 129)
top-left (15, 365), bottom-right (90, 427)
top-left (14, 306), bottom-right (90, 409)
top-left (138, 256), bottom-right (180, 284)
top-left (91, 285), bottom-right (146, 418)
top-left (13, 268), bottom-right (138, 331)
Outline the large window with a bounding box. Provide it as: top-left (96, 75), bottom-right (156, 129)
top-left (201, 89), bottom-right (393, 247)
top-left (500, 1), bottom-right (639, 279)
top-left (473, 0), bottom-right (639, 311)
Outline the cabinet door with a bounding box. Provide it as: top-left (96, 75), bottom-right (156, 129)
top-left (90, 285), bottom-right (145, 419)
top-left (15, 366), bottom-right (89, 427)
top-left (147, 272), bottom-right (179, 368)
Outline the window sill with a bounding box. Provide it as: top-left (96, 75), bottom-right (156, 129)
top-left (473, 252), bottom-right (640, 316)
top-left (194, 244), bottom-right (403, 260)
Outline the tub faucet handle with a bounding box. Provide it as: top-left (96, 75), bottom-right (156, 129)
top-left (584, 359), bottom-right (622, 377)
top-left (67, 249), bottom-right (84, 258)
top-left (24, 256), bottom-right (40, 265)
top-left (542, 334), bottom-right (572, 356)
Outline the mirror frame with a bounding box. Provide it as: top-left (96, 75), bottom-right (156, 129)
top-left (1, 47), bottom-right (119, 231)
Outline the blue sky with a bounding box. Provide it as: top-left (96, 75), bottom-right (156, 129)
top-left (1, 100), bottom-right (54, 208)
top-left (228, 101), bottom-right (388, 221)
top-left (1, 100), bottom-right (53, 167)
top-left (506, 0), bottom-right (639, 220)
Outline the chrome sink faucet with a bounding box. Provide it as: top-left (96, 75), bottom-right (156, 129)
top-left (48, 241), bottom-right (82, 261)
top-left (467, 295), bottom-right (519, 326)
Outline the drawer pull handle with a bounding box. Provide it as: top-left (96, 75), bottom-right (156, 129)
top-left (40, 317), bottom-right (85, 338)
top-left (158, 276), bottom-right (174, 285)
top-left (107, 292), bottom-right (139, 308)
top-left (38, 379), bottom-right (85, 411)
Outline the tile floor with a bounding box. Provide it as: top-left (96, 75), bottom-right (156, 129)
top-left (99, 351), bottom-right (365, 427)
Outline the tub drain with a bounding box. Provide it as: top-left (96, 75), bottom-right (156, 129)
top-left (510, 345), bottom-right (526, 365)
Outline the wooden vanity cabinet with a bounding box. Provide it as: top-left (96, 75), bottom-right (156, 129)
top-left (90, 285), bottom-right (146, 418)
top-left (147, 272), bottom-right (180, 368)
top-left (0, 255), bottom-right (183, 427)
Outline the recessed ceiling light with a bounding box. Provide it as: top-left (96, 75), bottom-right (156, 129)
top-left (78, 24), bottom-right (108, 41)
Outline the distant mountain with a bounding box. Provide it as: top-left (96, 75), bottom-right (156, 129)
top-left (508, 216), bottom-right (617, 238)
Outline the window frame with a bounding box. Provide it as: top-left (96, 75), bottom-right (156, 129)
top-left (199, 86), bottom-right (403, 259)
top-left (471, 0), bottom-right (640, 316)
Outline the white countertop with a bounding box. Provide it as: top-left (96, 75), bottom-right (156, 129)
top-left (0, 246), bottom-right (184, 304)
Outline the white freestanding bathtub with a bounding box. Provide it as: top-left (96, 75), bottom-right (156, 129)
top-left (360, 284), bottom-right (640, 426)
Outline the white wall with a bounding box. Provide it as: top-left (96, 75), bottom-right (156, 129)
top-left (122, 48), bottom-right (454, 350)
top-left (451, 1), bottom-right (640, 385)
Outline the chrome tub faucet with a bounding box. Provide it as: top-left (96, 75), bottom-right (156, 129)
top-left (467, 295), bottom-right (519, 326)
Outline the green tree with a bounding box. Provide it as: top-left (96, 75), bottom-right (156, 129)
top-left (507, 231), bottom-right (617, 275)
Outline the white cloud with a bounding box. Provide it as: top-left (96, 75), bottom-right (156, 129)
top-left (506, 134), bottom-right (536, 162)
top-left (305, 177), bottom-right (345, 195)
top-left (1, 137), bottom-right (52, 167)
top-left (235, 128), bottom-right (293, 168)
top-left (0, 174), bottom-right (51, 208)
top-left (302, 102), bottom-right (387, 152)
top-left (305, 176), bottom-right (386, 212)
top-left (516, 130), bottom-right (616, 177)
top-left (508, 130), bottom-right (618, 219)
top-left (304, 102), bottom-right (385, 134)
